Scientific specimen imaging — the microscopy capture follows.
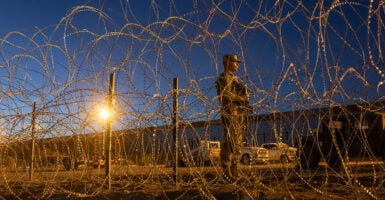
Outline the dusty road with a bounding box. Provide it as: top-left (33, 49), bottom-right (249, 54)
top-left (1, 161), bottom-right (385, 199)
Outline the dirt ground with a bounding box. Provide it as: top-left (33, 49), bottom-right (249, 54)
top-left (1, 165), bottom-right (385, 199)
top-left (2, 173), bottom-right (385, 199)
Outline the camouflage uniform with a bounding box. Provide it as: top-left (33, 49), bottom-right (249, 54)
top-left (215, 55), bottom-right (250, 180)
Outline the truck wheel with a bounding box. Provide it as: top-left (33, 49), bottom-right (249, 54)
top-left (210, 158), bottom-right (220, 166)
top-left (298, 140), bottom-right (321, 169)
top-left (280, 155), bottom-right (289, 164)
top-left (241, 154), bottom-right (251, 165)
top-left (62, 157), bottom-right (72, 171)
top-left (194, 156), bottom-right (204, 166)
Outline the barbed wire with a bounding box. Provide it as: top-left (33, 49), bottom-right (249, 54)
top-left (1, 0), bottom-right (385, 199)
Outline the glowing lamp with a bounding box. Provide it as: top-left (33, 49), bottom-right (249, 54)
top-left (99, 108), bottom-right (110, 120)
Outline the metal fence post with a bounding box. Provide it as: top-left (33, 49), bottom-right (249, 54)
top-left (29, 101), bottom-right (36, 181)
top-left (106, 73), bottom-right (115, 190)
top-left (173, 77), bottom-right (179, 185)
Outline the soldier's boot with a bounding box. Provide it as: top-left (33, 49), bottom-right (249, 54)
top-left (231, 164), bottom-right (238, 178)
top-left (230, 164), bottom-right (248, 183)
top-left (222, 166), bottom-right (236, 183)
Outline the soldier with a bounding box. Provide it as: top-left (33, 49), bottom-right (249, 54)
top-left (215, 54), bottom-right (251, 182)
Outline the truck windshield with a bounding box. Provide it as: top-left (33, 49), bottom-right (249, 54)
top-left (210, 143), bottom-right (219, 148)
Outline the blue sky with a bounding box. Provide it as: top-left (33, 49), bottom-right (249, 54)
top-left (0, 1), bottom-right (384, 136)
top-left (0, 0), bottom-right (86, 35)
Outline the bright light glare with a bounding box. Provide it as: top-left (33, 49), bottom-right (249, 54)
top-left (99, 108), bottom-right (110, 120)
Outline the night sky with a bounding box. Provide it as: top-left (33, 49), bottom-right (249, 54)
top-left (0, 0), bottom-right (384, 134)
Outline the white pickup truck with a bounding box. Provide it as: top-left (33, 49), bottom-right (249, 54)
top-left (240, 143), bottom-right (269, 165)
top-left (178, 140), bottom-right (221, 167)
top-left (261, 142), bottom-right (297, 163)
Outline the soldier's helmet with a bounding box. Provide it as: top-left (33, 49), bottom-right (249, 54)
top-left (222, 54), bottom-right (243, 65)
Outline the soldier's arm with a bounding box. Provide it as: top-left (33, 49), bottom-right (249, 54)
top-left (220, 78), bottom-right (248, 102)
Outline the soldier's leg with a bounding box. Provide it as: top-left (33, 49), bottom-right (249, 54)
top-left (220, 140), bottom-right (232, 175)
top-left (222, 115), bottom-right (240, 182)
top-left (230, 159), bottom-right (238, 178)
top-left (231, 116), bottom-right (244, 178)
top-left (220, 123), bottom-right (233, 179)
top-left (231, 141), bottom-right (242, 177)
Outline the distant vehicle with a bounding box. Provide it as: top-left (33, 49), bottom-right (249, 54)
top-left (261, 142), bottom-right (297, 163)
top-left (240, 143), bottom-right (269, 165)
top-left (93, 159), bottom-right (106, 168)
top-left (62, 157), bottom-right (89, 170)
top-left (178, 140), bottom-right (221, 167)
